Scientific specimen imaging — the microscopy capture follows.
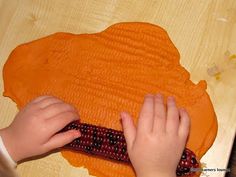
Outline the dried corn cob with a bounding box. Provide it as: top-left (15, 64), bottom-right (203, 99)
top-left (61, 121), bottom-right (199, 176)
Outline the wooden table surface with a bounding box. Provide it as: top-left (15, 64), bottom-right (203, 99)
top-left (0, 0), bottom-right (236, 177)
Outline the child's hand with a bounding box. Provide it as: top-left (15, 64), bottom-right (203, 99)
top-left (121, 94), bottom-right (190, 177)
top-left (0, 96), bottom-right (81, 162)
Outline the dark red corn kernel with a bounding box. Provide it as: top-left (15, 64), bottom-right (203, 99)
top-left (61, 121), bottom-right (199, 176)
top-left (181, 151), bottom-right (187, 159)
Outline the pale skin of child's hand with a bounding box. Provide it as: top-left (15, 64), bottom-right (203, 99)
top-left (121, 94), bottom-right (190, 177)
top-left (0, 96), bottom-right (81, 162)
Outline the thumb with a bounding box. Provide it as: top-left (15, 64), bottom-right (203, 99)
top-left (121, 112), bottom-right (136, 149)
top-left (44, 130), bottom-right (81, 150)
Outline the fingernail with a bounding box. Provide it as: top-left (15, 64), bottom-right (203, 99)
top-left (167, 96), bottom-right (175, 105)
top-left (145, 94), bottom-right (153, 98)
top-left (167, 96), bottom-right (175, 101)
top-left (120, 112), bottom-right (127, 120)
top-left (155, 93), bottom-right (163, 101)
top-left (75, 131), bottom-right (81, 137)
top-left (180, 108), bottom-right (187, 115)
top-left (120, 112), bottom-right (125, 117)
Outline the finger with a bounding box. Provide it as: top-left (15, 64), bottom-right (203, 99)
top-left (37, 97), bottom-right (63, 109)
top-left (178, 108), bottom-right (190, 140)
top-left (166, 96), bottom-right (179, 134)
top-left (41, 103), bottom-right (77, 118)
top-left (121, 112), bottom-right (136, 149)
top-left (137, 94), bottom-right (154, 133)
top-left (31, 95), bottom-right (53, 103)
top-left (44, 130), bottom-right (81, 150)
top-left (46, 111), bottom-right (79, 133)
top-left (153, 94), bottom-right (166, 133)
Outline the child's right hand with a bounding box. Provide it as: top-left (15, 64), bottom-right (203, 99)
top-left (121, 94), bottom-right (190, 177)
top-left (0, 96), bottom-right (81, 162)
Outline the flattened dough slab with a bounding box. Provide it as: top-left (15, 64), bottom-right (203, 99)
top-left (3, 22), bottom-right (217, 177)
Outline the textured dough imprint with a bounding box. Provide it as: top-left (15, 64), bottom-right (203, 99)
top-left (3, 22), bottom-right (217, 177)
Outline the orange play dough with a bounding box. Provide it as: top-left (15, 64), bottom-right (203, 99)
top-left (3, 22), bottom-right (217, 177)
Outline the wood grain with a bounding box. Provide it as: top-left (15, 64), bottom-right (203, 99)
top-left (0, 0), bottom-right (235, 177)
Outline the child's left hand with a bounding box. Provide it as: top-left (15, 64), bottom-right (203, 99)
top-left (0, 95), bottom-right (81, 162)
